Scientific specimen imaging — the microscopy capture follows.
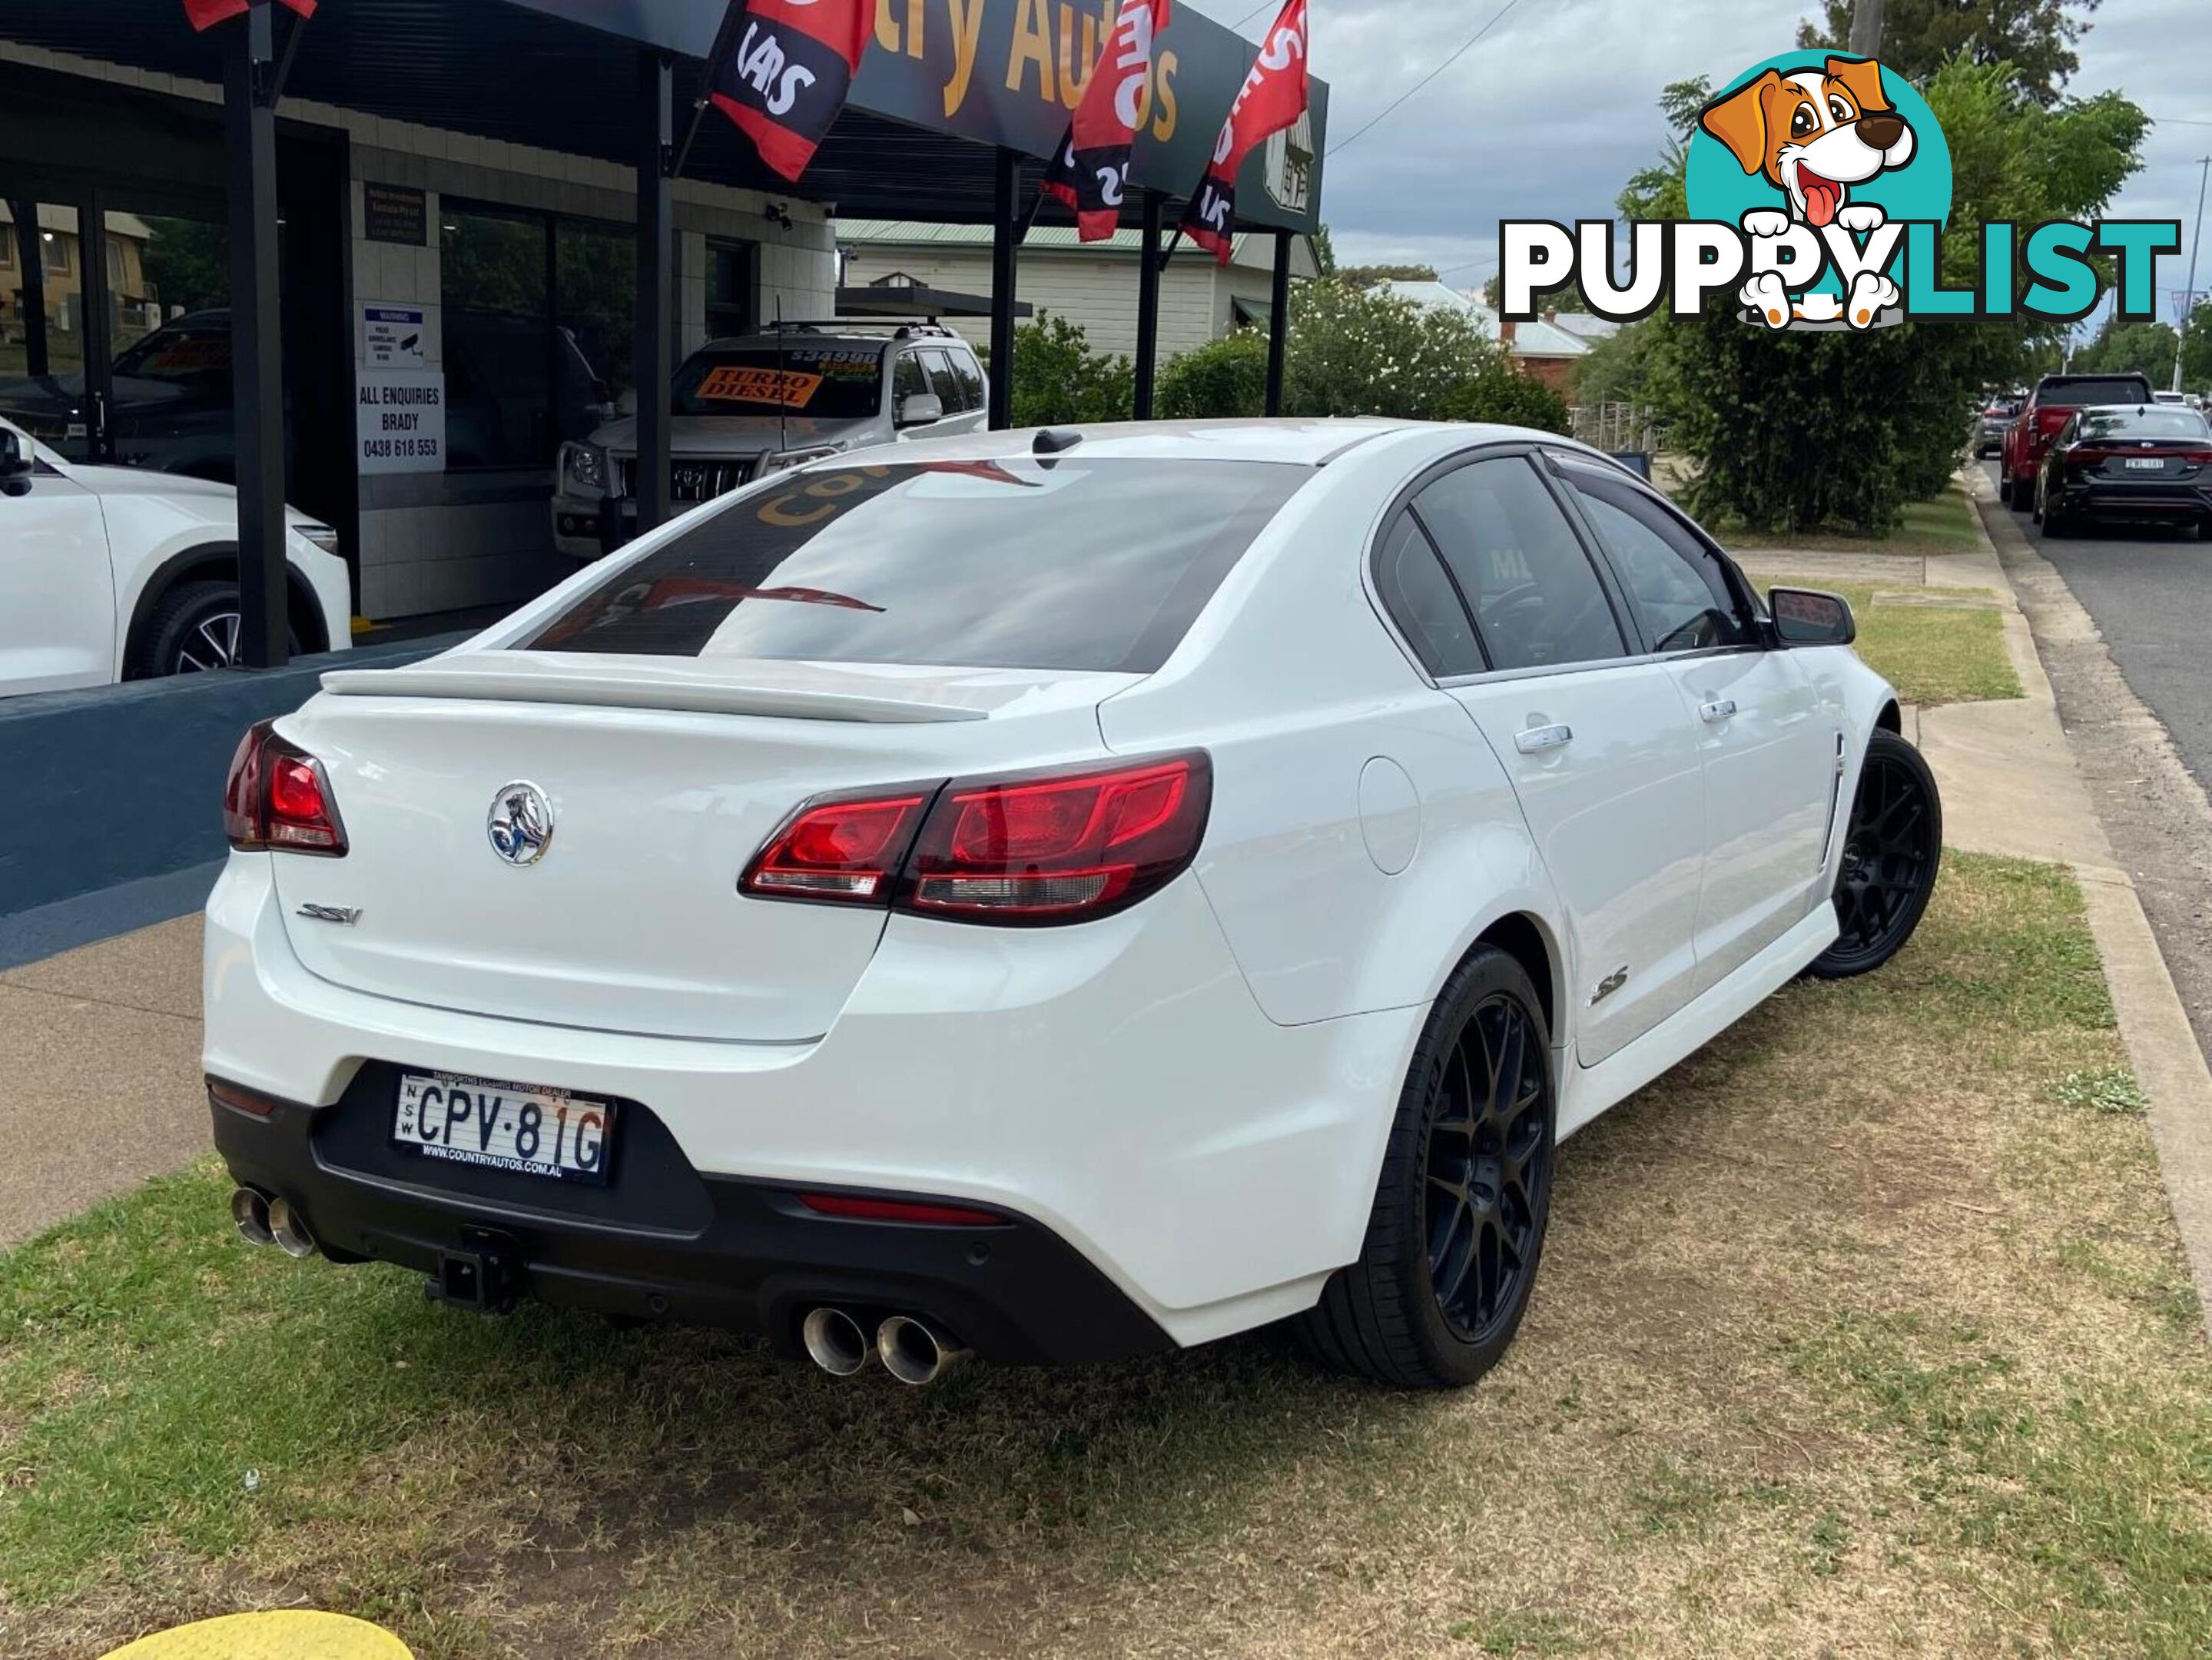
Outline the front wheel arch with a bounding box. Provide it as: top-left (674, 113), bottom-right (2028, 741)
top-left (124, 541), bottom-right (331, 676)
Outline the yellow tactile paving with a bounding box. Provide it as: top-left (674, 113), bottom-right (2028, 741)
top-left (99, 1610), bottom-right (412, 1658)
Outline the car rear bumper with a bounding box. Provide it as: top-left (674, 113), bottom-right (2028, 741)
top-left (2054, 481), bottom-right (2212, 520)
top-left (203, 854), bottom-right (1423, 1352)
top-left (210, 1076), bottom-right (1172, 1363)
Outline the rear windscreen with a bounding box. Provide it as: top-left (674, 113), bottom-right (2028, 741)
top-left (2044, 378), bottom-right (2151, 407)
top-left (2079, 408), bottom-right (2210, 440)
top-left (526, 457), bottom-right (1308, 673)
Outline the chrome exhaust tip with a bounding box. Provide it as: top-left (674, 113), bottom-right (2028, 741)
top-left (801, 1306), bottom-right (871, 1376)
top-left (230, 1186), bottom-right (274, 1247)
top-left (267, 1196), bottom-right (317, 1260)
top-left (877, 1315), bottom-right (970, 1386)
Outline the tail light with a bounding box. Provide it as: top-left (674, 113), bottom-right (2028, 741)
top-left (223, 719), bottom-right (347, 855)
top-left (739, 751), bottom-right (1212, 926)
top-left (2065, 446), bottom-right (2117, 465)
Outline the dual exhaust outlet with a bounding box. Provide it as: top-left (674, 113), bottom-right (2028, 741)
top-left (230, 1186), bottom-right (317, 1259)
top-left (802, 1306), bottom-right (968, 1386)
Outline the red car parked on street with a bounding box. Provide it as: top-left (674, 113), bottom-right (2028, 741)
top-left (1999, 371), bottom-right (2154, 506)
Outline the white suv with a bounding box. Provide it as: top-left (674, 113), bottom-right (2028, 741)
top-left (551, 323), bottom-right (989, 561)
top-left (0, 417), bottom-right (351, 696)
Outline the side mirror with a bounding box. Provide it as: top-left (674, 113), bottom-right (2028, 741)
top-left (897, 391), bottom-right (944, 428)
top-left (0, 430), bottom-right (33, 499)
top-left (1769, 586), bottom-right (1855, 647)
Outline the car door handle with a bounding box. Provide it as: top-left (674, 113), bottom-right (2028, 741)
top-left (1698, 698), bottom-right (1738, 723)
top-left (1514, 722), bottom-right (1573, 755)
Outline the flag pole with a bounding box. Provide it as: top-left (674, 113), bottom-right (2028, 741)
top-left (672, 2), bottom-right (749, 183)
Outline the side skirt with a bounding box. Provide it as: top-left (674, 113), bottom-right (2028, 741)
top-left (1557, 903), bottom-right (1839, 1140)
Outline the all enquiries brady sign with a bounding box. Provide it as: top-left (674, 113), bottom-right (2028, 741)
top-left (1500, 49), bottom-right (2180, 332)
top-left (356, 369), bottom-right (446, 474)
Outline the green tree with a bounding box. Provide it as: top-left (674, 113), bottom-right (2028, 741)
top-left (2068, 315), bottom-right (2177, 380)
top-left (1281, 279), bottom-right (1501, 419)
top-left (1156, 330), bottom-right (1268, 419)
top-left (1796, 0), bottom-right (2099, 105)
top-left (1433, 366), bottom-right (1572, 434)
top-left (1003, 312), bottom-right (1133, 427)
top-left (2182, 300), bottom-right (2212, 395)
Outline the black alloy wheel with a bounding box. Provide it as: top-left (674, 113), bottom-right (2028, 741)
top-left (1301, 946), bottom-right (1555, 1388)
top-left (1809, 728), bottom-right (1942, 979)
top-left (1424, 991), bottom-right (1549, 1343)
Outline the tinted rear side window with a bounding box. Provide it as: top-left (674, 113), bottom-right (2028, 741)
top-left (527, 458), bottom-right (1307, 673)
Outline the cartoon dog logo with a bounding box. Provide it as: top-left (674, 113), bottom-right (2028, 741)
top-left (1699, 55), bottom-right (1914, 329)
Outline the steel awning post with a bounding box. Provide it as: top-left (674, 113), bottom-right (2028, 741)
top-left (635, 51), bottom-right (675, 536)
top-left (224, 0), bottom-right (287, 669)
top-left (1134, 190), bottom-right (1162, 420)
top-left (1264, 230), bottom-right (1291, 418)
top-left (987, 148), bottom-right (1020, 430)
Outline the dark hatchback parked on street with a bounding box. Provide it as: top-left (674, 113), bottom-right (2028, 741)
top-left (2033, 403), bottom-right (2212, 539)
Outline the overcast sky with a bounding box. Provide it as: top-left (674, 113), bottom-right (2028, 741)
top-left (1185, 0), bottom-right (2212, 333)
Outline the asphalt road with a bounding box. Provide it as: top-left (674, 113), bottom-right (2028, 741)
top-left (1981, 458), bottom-right (2212, 796)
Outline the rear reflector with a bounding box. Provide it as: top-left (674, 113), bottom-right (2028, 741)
top-left (206, 1076), bottom-right (281, 1118)
top-left (224, 720), bottom-right (348, 855)
top-left (739, 752), bottom-right (1212, 926)
top-left (795, 1192), bottom-right (1010, 1227)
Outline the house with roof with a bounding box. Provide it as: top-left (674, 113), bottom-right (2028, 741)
top-left (1377, 278), bottom-right (1620, 395)
top-left (838, 219), bottom-right (1320, 361)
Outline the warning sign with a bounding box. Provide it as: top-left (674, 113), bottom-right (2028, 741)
top-left (695, 365), bottom-right (823, 408)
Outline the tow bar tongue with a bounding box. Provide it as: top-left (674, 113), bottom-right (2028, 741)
top-left (425, 1230), bottom-right (519, 1314)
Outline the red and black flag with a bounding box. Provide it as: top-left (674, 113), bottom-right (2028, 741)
top-left (184, 0), bottom-right (314, 30)
top-left (705, 0), bottom-right (872, 185)
top-left (1041, 0), bottom-right (1172, 241)
top-left (1177, 0), bottom-right (1308, 264)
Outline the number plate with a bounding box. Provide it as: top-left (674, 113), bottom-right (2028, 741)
top-left (392, 1071), bottom-right (614, 1185)
top-left (2124, 457), bottom-right (2167, 470)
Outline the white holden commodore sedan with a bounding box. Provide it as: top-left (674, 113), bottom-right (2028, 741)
top-left (204, 420), bottom-right (1940, 1389)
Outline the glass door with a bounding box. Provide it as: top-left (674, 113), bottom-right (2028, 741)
top-left (100, 206), bottom-right (234, 480)
top-left (0, 193), bottom-right (98, 461)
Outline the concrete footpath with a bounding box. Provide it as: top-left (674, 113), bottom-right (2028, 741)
top-left (5, 509), bottom-right (2212, 1320)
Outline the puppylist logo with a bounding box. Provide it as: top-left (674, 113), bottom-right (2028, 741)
top-left (1500, 51), bottom-right (2180, 333)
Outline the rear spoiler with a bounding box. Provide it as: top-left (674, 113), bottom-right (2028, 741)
top-left (320, 659), bottom-right (989, 723)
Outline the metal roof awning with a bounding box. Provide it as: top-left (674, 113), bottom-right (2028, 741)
top-left (836, 276), bottom-right (1021, 320)
top-left (0, 0), bottom-right (1328, 228)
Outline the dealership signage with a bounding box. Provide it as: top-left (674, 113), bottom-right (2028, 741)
top-left (357, 370), bottom-right (446, 473)
top-left (507, 0), bottom-right (1328, 231)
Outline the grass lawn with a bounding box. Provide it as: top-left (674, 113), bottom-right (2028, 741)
top-left (1773, 583), bottom-right (2022, 708)
top-left (1683, 480), bottom-right (1986, 559)
top-left (3, 856), bottom-right (2206, 1658)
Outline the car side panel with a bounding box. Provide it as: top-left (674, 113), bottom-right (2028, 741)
top-left (1096, 441), bottom-right (1574, 1033)
top-left (0, 469), bottom-right (115, 692)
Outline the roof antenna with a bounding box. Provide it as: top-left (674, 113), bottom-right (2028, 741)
top-left (775, 296), bottom-right (788, 462)
top-left (1033, 429), bottom-right (1082, 453)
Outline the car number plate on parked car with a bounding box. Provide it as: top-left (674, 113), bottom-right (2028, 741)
top-left (392, 1071), bottom-right (614, 1184)
top-left (2124, 457), bottom-right (2166, 470)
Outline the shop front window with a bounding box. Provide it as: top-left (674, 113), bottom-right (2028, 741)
top-left (443, 203), bottom-right (632, 470)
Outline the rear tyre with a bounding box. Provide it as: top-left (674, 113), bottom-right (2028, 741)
top-left (1997, 471), bottom-right (2014, 506)
top-left (133, 581), bottom-right (299, 678)
top-left (1808, 729), bottom-right (1942, 980)
top-left (1298, 948), bottom-right (1554, 1389)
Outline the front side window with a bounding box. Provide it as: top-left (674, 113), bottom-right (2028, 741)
top-left (526, 457), bottom-right (1308, 673)
top-left (672, 344), bottom-right (885, 420)
top-left (1414, 456), bottom-right (1625, 672)
top-left (1555, 460), bottom-right (1752, 652)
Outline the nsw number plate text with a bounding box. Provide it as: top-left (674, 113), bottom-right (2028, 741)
top-left (393, 1071), bottom-right (613, 1184)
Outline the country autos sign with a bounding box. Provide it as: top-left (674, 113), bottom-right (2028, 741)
top-left (506, 0), bottom-right (1328, 231)
top-left (1499, 50), bottom-right (2179, 331)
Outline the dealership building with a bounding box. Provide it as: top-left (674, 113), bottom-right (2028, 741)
top-left (0, 0), bottom-right (1326, 643)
